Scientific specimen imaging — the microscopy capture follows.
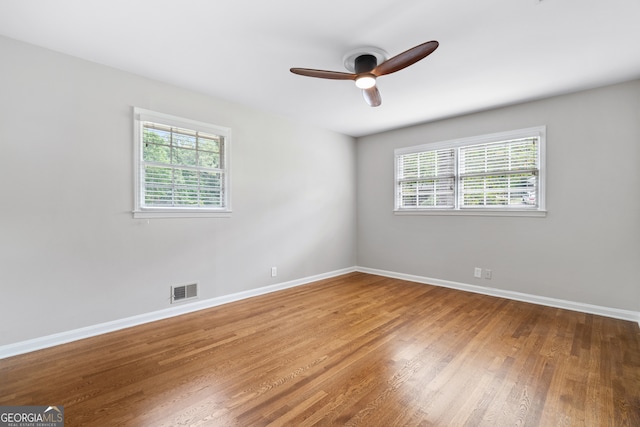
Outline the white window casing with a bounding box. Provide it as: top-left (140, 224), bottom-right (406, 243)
top-left (394, 126), bottom-right (546, 217)
top-left (133, 108), bottom-right (231, 218)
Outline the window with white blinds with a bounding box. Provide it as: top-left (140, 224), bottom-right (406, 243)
top-left (133, 108), bottom-right (231, 218)
top-left (397, 148), bottom-right (455, 208)
top-left (395, 127), bottom-right (545, 216)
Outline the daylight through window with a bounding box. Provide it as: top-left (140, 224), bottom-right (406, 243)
top-left (395, 127), bottom-right (545, 216)
top-left (134, 108), bottom-right (231, 218)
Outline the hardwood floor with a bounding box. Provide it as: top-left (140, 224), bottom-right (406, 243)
top-left (1, 272), bottom-right (639, 426)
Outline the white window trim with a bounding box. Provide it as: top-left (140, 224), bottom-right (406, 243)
top-left (394, 126), bottom-right (546, 217)
top-left (133, 107), bottom-right (232, 219)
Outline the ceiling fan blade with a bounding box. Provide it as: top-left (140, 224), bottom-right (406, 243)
top-left (372, 40), bottom-right (439, 77)
top-left (290, 68), bottom-right (356, 80)
top-left (362, 86), bottom-right (382, 107)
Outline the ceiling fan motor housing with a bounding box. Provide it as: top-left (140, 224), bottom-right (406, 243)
top-left (354, 54), bottom-right (377, 73)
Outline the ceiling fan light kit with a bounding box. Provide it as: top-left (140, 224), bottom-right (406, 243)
top-left (355, 75), bottom-right (376, 89)
top-left (353, 54), bottom-right (378, 89)
top-left (290, 40), bottom-right (439, 107)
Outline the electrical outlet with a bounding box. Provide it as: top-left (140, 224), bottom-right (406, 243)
top-left (484, 269), bottom-right (492, 280)
top-left (271, 267), bottom-right (277, 277)
top-left (474, 267), bottom-right (482, 278)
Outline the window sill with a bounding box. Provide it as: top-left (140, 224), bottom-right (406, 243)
top-left (394, 209), bottom-right (547, 218)
top-left (133, 209), bottom-right (232, 219)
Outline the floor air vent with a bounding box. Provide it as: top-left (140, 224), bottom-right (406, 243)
top-left (171, 283), bottom-right (198, 304)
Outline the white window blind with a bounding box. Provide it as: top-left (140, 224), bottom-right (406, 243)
top-left (133, 108), bottom-right (231, 218)
top-left (394, 127), bottom-right (545, 216)
top-left (142, 122), bottom-right (225, 208)
top-left (459, 138), bottom-right (539, 208)
top-left (397, 148), bottom-right (455, 208)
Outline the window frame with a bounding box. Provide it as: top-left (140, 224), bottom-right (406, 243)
top-left (394, 126), bottom-right (546, 217)
top-left (133, 107), bottom-right (232, 219)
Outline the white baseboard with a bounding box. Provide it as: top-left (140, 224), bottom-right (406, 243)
top-left (0, 267), bottom-right (356, 359)
top-left (2, 266), bottom-right (638, 359)
top-left (356, 266), bottom-right (640, 325)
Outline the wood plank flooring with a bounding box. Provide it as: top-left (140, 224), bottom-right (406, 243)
top-left (1, 272), bottom-right (639, 426)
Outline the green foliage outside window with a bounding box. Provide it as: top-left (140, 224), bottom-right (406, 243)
top-left (396, 135), bottom-right (540, 210)
top-left (141, 123), bottom-right (224, 208)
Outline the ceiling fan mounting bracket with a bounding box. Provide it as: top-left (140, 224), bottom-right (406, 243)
top-left (343, 47), bottom-right (388, 73)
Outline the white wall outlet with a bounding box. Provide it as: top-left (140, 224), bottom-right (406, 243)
top-left (484, 269), bottom-right (492, 279)
top-left (474, 267), bottom-right (482, 278)
top-left (271, 267), bottom-right (277, 277)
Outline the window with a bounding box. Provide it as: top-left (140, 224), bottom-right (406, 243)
top-left (133, 108), bottom-right (231, 218)
top-left (395, 126), bottom-right (545, 216)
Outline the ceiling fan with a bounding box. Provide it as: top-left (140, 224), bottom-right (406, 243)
top-left (290, 40), bottom-right (439, 107)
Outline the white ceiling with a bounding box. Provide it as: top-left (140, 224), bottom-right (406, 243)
top-left (1, 0), bottom-right (639, 137)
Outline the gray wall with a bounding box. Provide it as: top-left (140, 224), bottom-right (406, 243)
top-left (2, 34), bottom-right (638, 348)
top-left (357, 79), bottom-right (640, 312)
top-left (0, 36), bottom-right (357, 345)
